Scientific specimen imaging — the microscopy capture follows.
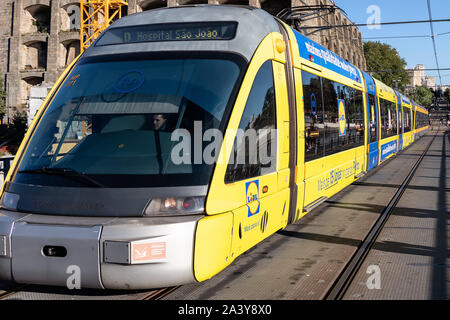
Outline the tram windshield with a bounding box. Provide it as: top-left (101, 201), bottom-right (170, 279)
top-left (15, 55), bottom-right (243, 188)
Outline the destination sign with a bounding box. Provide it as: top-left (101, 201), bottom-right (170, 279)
top-left (96, 22), bottom-right (238, 46)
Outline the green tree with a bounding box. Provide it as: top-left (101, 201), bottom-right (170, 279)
top-left (409, 86), bottom-right (434, 107)
top-left (364, 41), bottom-right (410, 89)
top-left (0, 78), bottom-right (6, 120)
top-left (445, 88), bottom-right (450, 101)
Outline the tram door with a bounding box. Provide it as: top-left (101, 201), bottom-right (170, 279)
top-left (413, 106), bottom-right (417, 140)
top-left (224, 59), bottom-right (291, 257)
top-left (396, 92), bottom-right (404, 151)
top-left (363, 73), bottom-right (379, 171)
top-left (195, 35), bottom-right (292, 282)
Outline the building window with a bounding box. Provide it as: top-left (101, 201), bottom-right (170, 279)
top-left (21, 41), bottom-right (47, 70)
top-left (139, 0), bottom-right (169, 11)
top-left (23, 5), bottom-right (51, 34)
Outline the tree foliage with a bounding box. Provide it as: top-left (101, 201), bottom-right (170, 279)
top-left (12, 110), bottom-right (27, 135)
top-left (409, 86), bottom-right (434, 107)
top-left (445, 88), bottom-right (450, 101)
top-left (363, 41), bottom-right (410, 89)
top-left (0, 78), bottom-right (6, 118)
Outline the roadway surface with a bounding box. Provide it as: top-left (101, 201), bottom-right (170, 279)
top-left (0, 128), bottom-right (448, 300)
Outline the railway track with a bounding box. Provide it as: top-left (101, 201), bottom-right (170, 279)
top-left (142, 286), bottom-right (181, 300)
top-left (324, 128), bottom-right (440, 300)
top-left (0, 284), bottom-right (29, 300)
top-left (0, 283), bottom-right (180, 300)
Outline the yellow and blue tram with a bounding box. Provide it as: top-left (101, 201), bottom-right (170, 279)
top-left (0, 5), bottom-right (429, 289)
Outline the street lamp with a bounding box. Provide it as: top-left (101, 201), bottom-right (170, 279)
top-left (392, 79), bottom-right (401, 91)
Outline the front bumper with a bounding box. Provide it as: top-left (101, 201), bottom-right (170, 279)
top-left (0, 210), bottom-right (202, 290)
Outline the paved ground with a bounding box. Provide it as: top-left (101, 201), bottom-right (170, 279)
top-left (0, 129), bottom-right (447, 300)
top-left (164, 130), bottom-right (445, 300)
top-left (343, 129), bottom-right (449, 300)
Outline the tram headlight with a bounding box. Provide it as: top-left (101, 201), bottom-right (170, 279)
top-left (143, 196), bottom-right (205, 216)
top-left (0, 192), bottom-right (20, 211)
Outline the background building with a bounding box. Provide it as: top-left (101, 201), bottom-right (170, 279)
top-left (407, 64), bottom-right (440, 90)
top-left (407, 64), bottom-right (426, 87)
top-left (0, 0), bottom-right (366, 123)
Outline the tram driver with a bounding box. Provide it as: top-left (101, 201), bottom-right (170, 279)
top-left (153, 114), bottom-right (168, 131)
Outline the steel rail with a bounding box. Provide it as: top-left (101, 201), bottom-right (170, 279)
top-left (0, 284), bottom-right (30, 300)
top-left (0, 283), bottom-right (181, 300)
top-left (324, 127), bottom-right (439, 300)
top-left (142, 286), bottom-right (181, 300)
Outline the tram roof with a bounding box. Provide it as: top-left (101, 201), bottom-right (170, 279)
top-left (415, 104), bottom-right (428, 113)
top-left (83, 5), bottom-right (280, 62)
top-left (400, 93), bottom-right (411, 106)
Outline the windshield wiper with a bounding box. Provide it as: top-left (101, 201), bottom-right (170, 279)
top-left (18, 167), bottom-right (105, 188)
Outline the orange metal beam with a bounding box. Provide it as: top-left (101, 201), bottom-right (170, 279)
top-left (80, 0), bottom-right (128, 52)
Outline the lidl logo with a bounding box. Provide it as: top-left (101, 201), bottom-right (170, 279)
top-left (245, 180), bottom-right (260, 217)
top-left (338, 99), bottom-right (346, 137)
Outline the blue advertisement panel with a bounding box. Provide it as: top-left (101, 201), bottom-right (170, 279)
top-left (395, 91), bottom-right (403, 151)
top-left (362, 71), bottom-right (376, 95)
top-left (368, 149), bottom-right (379, 170)
top-left (401, 95), bottom-right (411, 105)
top-left (380, 140), bottom-right (398, 161)
top-left (293, 29), bottom-right (362, 84)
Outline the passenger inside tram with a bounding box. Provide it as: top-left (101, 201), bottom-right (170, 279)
top-left (153, 114), bottom-right (168, 131)
top-left (306, 119), bottom-right (319, 153)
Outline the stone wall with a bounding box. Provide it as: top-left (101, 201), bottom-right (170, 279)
top-left (0, 0), bottom-right (80, 122)
top-left (0, 1), bottom-right (13, 122)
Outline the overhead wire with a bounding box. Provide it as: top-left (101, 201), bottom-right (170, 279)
top-left (426, 0), bottom-right (443, 87)
top-left (291, 2), bottom-right (450, 86)
top-left (298, 18), bottom-right (450, 29)
top-left (362, 31), bottom-right (450, 40)
top-left (363, 35), bottom-right (431, 40)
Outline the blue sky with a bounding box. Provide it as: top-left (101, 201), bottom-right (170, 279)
top-left (335, 0), bottom-right (450, 85)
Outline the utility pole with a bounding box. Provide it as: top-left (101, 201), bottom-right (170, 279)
top-left (393, 79), bottom-right (401, 93)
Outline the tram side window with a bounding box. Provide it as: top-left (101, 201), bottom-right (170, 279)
top-left (415, 112), bottom-right (428, 129)
top-left (416, 112), bottom-right (421, 129)
top-left (322, 78), bottom-right (340, 156)
top-left (302, 70), bottom-right (324, 162)
top-left (322, 78), bottom-right (365, 157)
top-left (346, 87), bottom-right (365, 148)
top-left (225, 60), bottom-right (277, 183)
top-left (368, 94), bottom-right (378, 143)
top-left (403, 107), bottom-right (411, 132)
top-left (379, 98), bottom-right (397, 139)
top-left (398, 103), bottom-right (403, 134)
